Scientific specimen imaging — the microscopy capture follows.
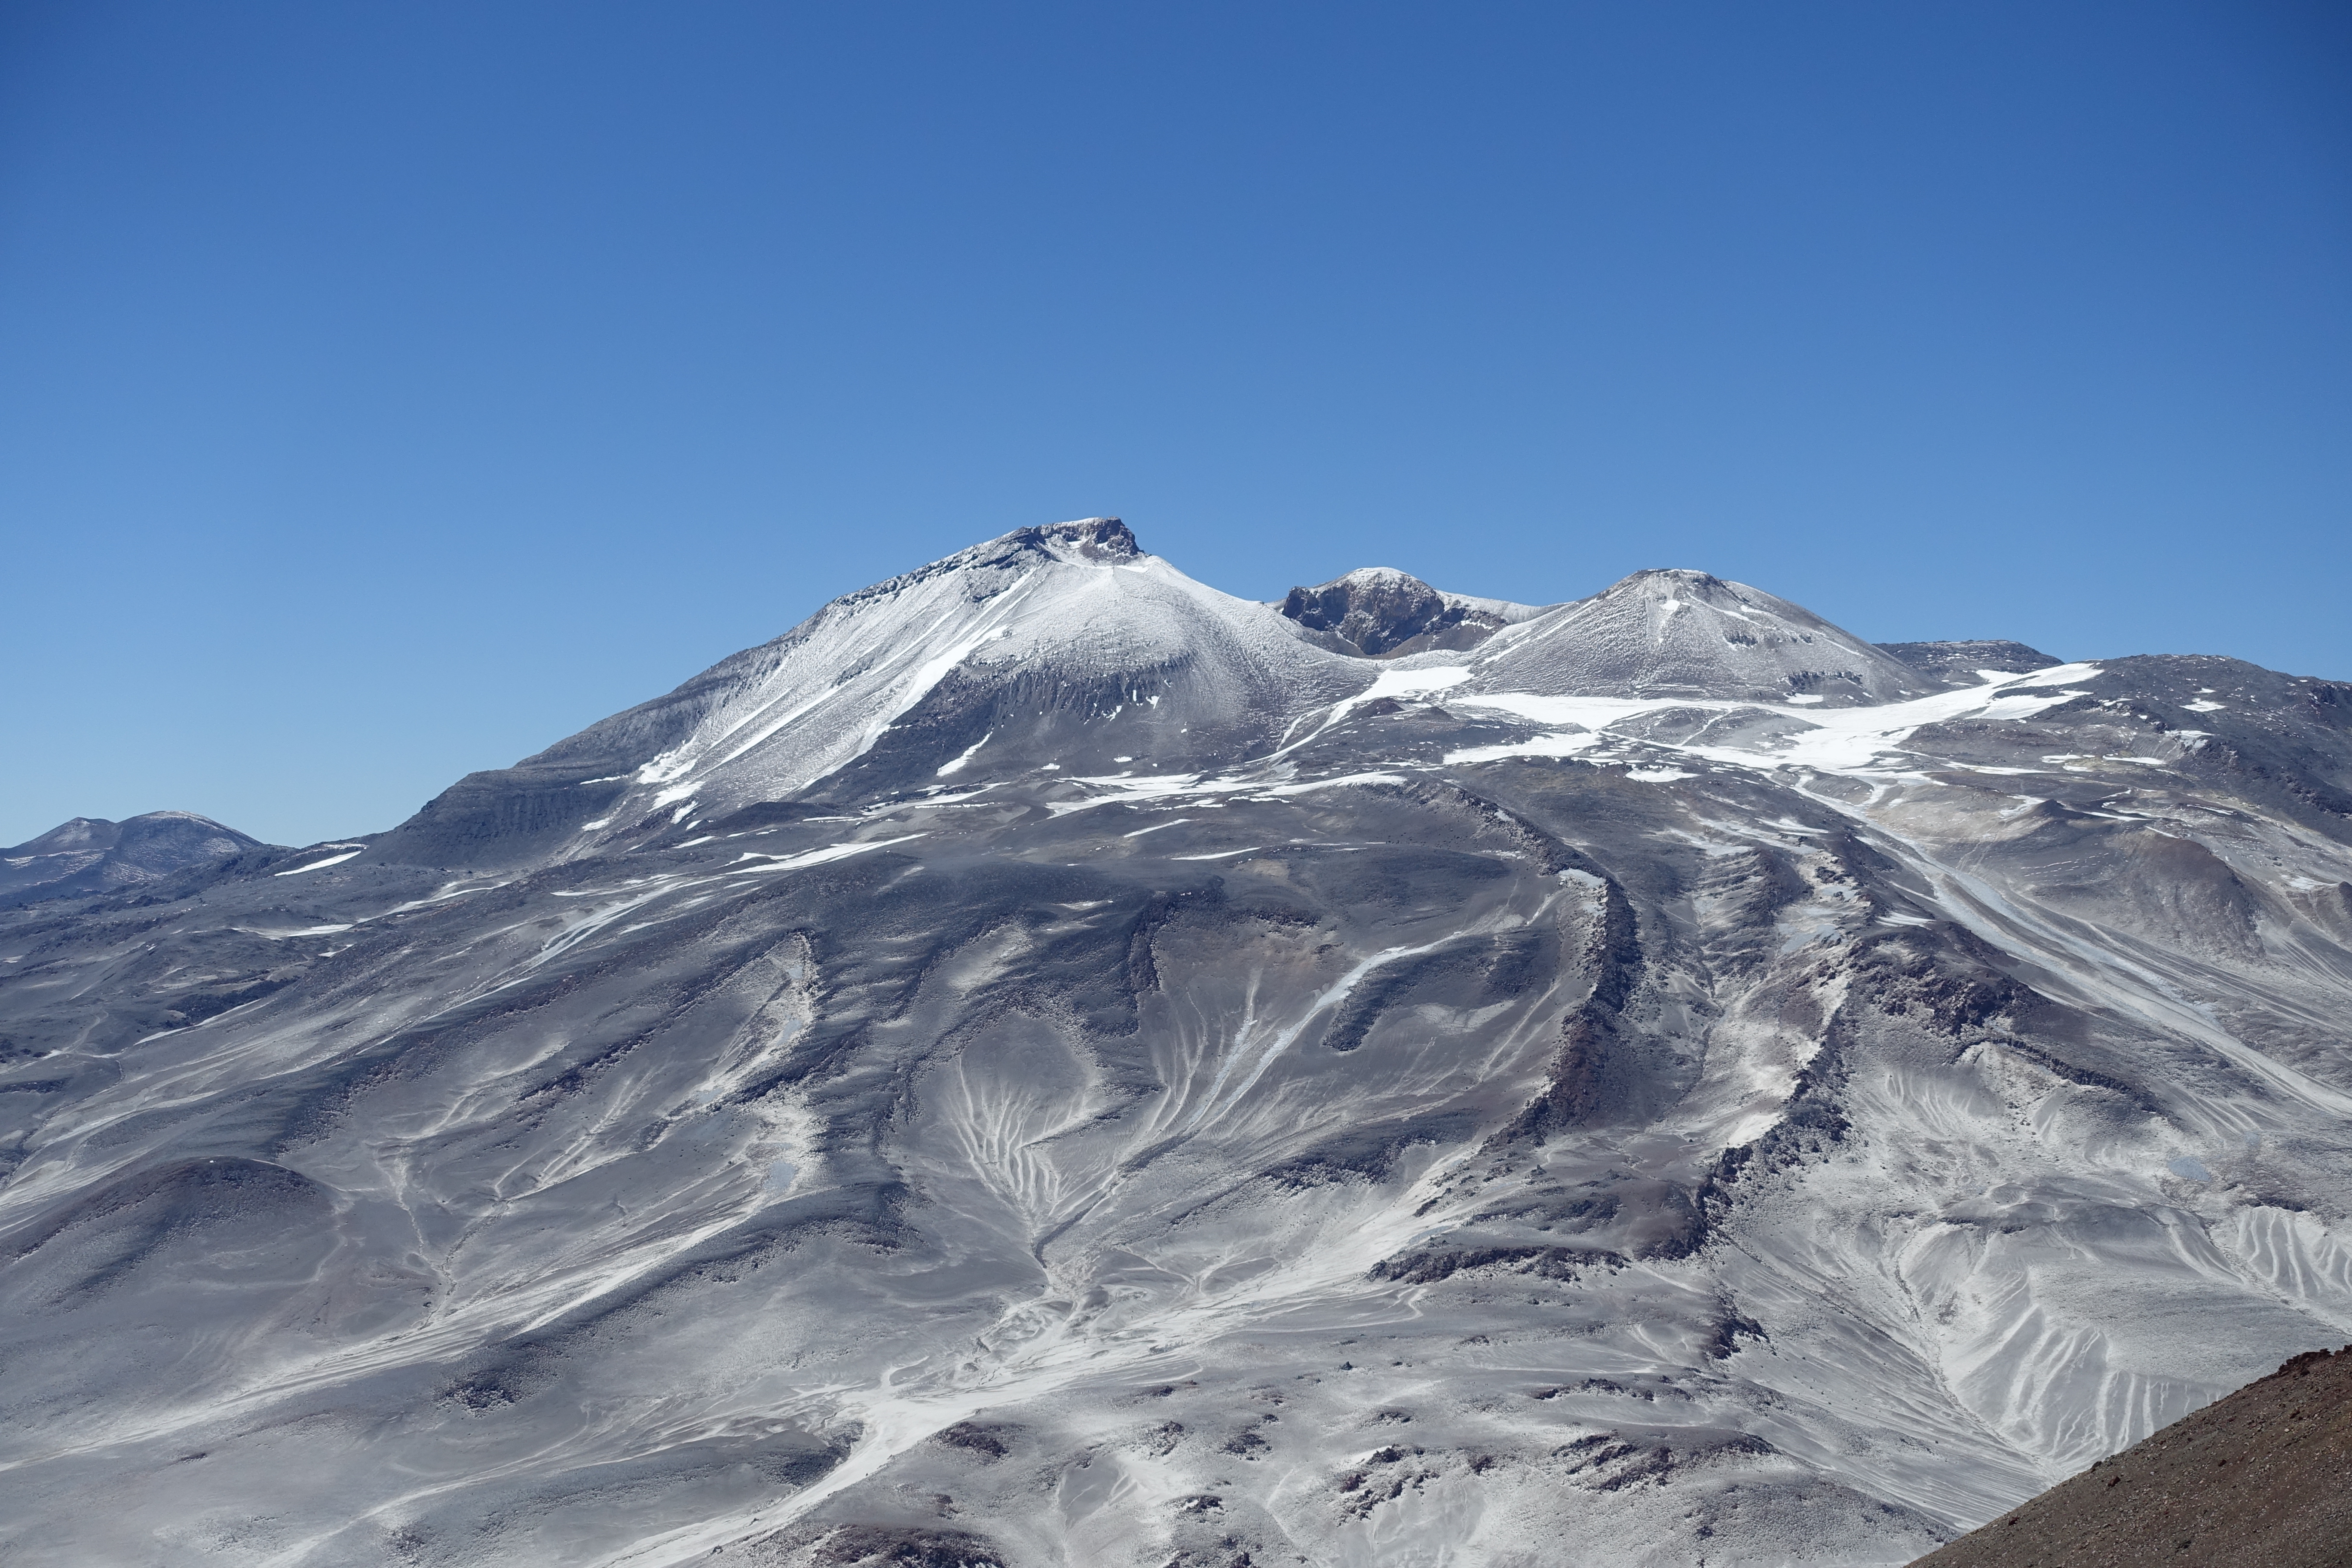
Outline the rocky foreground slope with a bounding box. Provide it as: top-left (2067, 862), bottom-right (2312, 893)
top-left (1913, 1344), bottom-right (2352, 1568)
top-left (2, 520), bottom-right (2348, 1567)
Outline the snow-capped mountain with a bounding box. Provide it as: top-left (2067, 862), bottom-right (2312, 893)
top-left (381, 519), bottom-right (1362, 870)
top-left (1459, 567), bottom-right (1931, 706)
top-left (2, 520), bottom-right (2347, 1568)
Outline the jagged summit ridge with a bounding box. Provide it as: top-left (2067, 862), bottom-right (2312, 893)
top-left (839, 517), bottom-right (1144, 598)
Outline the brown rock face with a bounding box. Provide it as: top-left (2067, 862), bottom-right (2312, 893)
top-left (1911, 1346), bottom-right (2352, 1568)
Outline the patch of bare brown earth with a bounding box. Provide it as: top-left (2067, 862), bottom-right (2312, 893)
top-left (1911, 1345), bottom-right (2352, 1568)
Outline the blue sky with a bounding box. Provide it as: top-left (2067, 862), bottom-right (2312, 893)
top-left (3, 1), bottom-right (2346, 847)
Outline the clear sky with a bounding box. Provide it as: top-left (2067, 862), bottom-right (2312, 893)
top-left (3, 2), bottom-right (2347, 848)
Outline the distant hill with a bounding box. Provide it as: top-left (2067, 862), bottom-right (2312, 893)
top-left (0, 811), bottom-right (277, 906)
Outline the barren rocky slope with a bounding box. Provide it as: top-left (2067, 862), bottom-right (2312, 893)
top-left (2, 520), bottom-right (2348, 1568)
top-left (1911, 1344), bottom-right (2352, 1568)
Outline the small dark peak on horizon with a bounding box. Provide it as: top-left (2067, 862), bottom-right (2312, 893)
top-left (1279, 566), bottom-right (1535, 659)
top-left (1877, 639), bottom-right (2063, 691)
top-left (0, 810), bottom-right (279, 908)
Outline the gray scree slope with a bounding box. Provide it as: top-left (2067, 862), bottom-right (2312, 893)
top-left (2, 519), bottom-right (2348, 1568)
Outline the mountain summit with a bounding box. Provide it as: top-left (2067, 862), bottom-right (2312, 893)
top-left (1278, 566), bottom-right (1542, 658)
top-left (2, 523), bottom-right (2349, 1568)
top-left (1464, 567), bottom-right (1929, 706)
top-left (377, 518), bottom-right (1358, 867)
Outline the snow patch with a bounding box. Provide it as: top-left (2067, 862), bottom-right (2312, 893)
top-left (730, 834), bottom-right (926, 873)
top-left (936, 732), bottom-right (994, 777)
top-left (273, 849), bottom-right (362, 876)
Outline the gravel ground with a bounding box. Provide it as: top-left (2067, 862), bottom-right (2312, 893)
top-left (1913, 1345), bottom-right (2352, 1568)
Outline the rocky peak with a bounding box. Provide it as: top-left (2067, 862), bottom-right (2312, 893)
top-left (1280, 566), bottom-right (1531, 658)
top-left (1020, 516), bottom-right (1139, 564)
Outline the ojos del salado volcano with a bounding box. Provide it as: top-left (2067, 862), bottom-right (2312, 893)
top-left (3, 519), bottom-right (2349, 1568)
